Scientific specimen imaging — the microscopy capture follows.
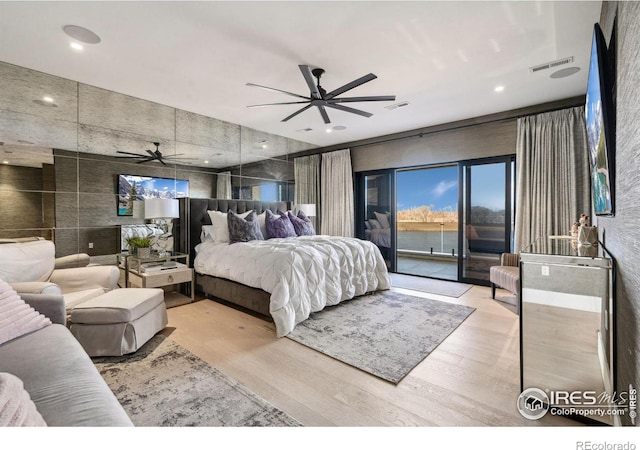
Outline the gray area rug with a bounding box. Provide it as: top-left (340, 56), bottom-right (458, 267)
top-left (93, 335), bottom-right (300, 426)
top-left (287, 290), bottom-right (475, 384)
top-left (390, 273), bottom-right (473, 297)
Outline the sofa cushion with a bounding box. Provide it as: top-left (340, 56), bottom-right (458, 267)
top-left (0, 240), bottom-right (55, 283)
top-left (0, 324), bottom-right (133, 426)
top-left (70, 288), bottom-right (165, 324)
top-left (0, 281), bottom-right (51, 346)
top-left (0, 372), bottom-right (46, 426)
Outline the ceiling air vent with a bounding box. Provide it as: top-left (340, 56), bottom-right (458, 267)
top-left (529, 56), bottom-right (574, 73)
top-left (385, 101), bottom-right (410, 111)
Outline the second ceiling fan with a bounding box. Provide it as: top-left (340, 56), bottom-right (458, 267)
top-left (247, 65), bottom-right (396, 124)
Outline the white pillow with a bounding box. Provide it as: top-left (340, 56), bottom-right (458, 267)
top-left (369, 219), bottom-right (382, 229)
top-left (200, 225), bottom-right (215, 243)
top-left (206, 210), bottom-right (252, 244)
top-left (258, 211), bottom-right (267, 239)
top-left (374, 211), bottom-right (390, 229)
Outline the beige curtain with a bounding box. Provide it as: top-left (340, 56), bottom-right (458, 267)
top-left (514, 106), bottom-right (590, 251)
top-left (294, 154), bottom-right (321, 231)
top-left (320, 149), bottom-right (354, 237)
top-left (216, 171), bottom-right (232, 200)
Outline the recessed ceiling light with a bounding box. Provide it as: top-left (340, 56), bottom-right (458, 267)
top-left (33, 98), bottom-right (58, 107)
top-left (70, 42), bottom-right (84, 51)
top-left (63, 25), bottom-right (101, 44)
top-left (204, 160), bottom-right (209, 164)
top-left (325, 129), bottom-right (332, 133)
top-left (2, 161), bottom-right (9, 165)
top-left (494, 86), bottom-right (505, 93)
top-left (332, 125), bottom-right (347, 131)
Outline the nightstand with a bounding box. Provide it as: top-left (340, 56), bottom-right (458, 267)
top-left (118, 251), bottom-right (194, 308)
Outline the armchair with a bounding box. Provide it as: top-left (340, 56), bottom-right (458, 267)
top-left (0, 240), bottom-right (119, 312)
top-left (489, 252), bottom-right (520, 301)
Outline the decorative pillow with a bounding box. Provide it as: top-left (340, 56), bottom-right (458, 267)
top-left (374, 211), bottom-right (390, 229)
top-left (0, 280), bottom-right (51, 346)
top-left (207, 210), bottom-right (252, 244)
top-left (369, 219), bottom-right (382, 229)
top-left (200, 225), bottom-right (215, 243)
top-left (227, 210), bottom-right (264, 243)
top-left (288, 211), bottom-right (316, 236)
top-left (0, 372), bottom-right (47, 426)
top-left (265, 210), bottom-right (297, 239)
top-left (364, 220), bottom-right (371, 230)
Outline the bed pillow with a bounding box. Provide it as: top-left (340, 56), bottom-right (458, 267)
top-left (374, 211), bottom-right (390, 229)
top-left (207, 210), bottom-right (252, 244)
top-left (227, 210), bottom-right (264, 243)
top-left (265, 210), bottom-right (297, 239)
top-left (369, 219), bottom-right (382, 229)
top-left (364, 220), bottom-right (371, 230)
top-left (288, 211), bottom-right (315, 236)
top-left (0, 280), bottom-right (51, 346)
top-left (257, 211), bottom-right (268, 239)
top-left (200, 225), bottom-right (215, 243)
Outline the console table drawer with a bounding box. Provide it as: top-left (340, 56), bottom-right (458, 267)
top-left (141, 268), bottom-right (193, 288)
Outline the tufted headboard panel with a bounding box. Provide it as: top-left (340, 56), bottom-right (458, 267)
top-left (187, 198), bottom-right (291, 266)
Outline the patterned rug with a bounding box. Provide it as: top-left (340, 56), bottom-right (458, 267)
top-left (287, 290), bottom-right (475, 384)
top-left (93, 335), bottom-right (301, 426)
top-left (390, 273), bottom-right (473, 297)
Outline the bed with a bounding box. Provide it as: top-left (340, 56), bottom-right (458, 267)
top-left (188, 199), bottom-right (391, 337)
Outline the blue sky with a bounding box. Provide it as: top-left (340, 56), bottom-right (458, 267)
top-left (396, 164), bottom-right (506, 212)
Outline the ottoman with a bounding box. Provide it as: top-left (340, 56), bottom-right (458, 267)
top-left (69, 288), bottom-right (168, 357)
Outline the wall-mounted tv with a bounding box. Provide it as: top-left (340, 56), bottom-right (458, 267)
top-left (585, 23), bottom-right (615, 216)
top-left (118, 174), bottom-right (190, 216)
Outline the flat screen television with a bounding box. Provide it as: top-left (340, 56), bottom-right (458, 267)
top-left (585, 23), bottom-right (615, 216)
top-left (118, 174), bottom-right (190, 216)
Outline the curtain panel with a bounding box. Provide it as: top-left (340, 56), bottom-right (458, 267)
top-left (294, 154), bottom-right (321, 232)
top-left (216, 171), bottom-right (232, 200)
top-left (320, 149), bottom-right (355, 237)
top-left (514, 106), bottom-right (590, 251)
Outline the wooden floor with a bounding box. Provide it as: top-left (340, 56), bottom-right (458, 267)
top-left (164, 284), bottom-right (579, 427)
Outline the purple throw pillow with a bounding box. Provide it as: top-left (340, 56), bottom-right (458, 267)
top-left (227, 210), bottom-right (264, 243)
top-left (288, 210), bottom-right (315, 236)
top-left (265, 209), bottom-right (297, 239)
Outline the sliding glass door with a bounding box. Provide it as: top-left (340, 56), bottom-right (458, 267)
top-left (396, 165), bottom-right (458, 280)
top-left (460, 157), bottom-right (515, 284)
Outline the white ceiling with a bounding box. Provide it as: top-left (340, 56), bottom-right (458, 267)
top-left (0, 1), bottom-right (602, 149)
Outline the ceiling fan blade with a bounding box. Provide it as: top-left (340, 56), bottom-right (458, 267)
top-left (115, 155), bottom-right (145, 159)
top-left (328, 95), bottom-right (396, 103)
top-left (299, 65), bottom-right (322, 100)
top-left (317, 105), bottom-right (331, 124)
top-left (116, 151), bottom-right (146, 156)
top-left (326, 103), bottom-right (373, 118)
top-left (325, 73), bottom-right (377, 100)
top-left (281, 104), bottom-right (313, 122)
top-left (247, 101), bottom-right (311, 108)
top-left (246, 83), bottom-right (310, 100)
top-left (145, 149), bottom-right (156, 157)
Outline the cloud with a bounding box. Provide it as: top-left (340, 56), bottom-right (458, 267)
top-left (432, 180), bottom-right (457, 197)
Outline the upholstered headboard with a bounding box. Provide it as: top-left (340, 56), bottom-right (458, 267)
top-left (188, 198), bottom-right (291, 266)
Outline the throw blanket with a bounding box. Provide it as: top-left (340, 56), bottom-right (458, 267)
top-left (0, 372), bottom-right (47, 426)
top-left (195, 235), bottom-right (391, 337)
top-left (0, 280), bottom-right (51, 346)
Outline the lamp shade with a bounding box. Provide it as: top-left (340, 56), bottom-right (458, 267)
top-left (144, 198), bottom-right (179, 219)
top-left (296, 204), bottom-right (316, 217)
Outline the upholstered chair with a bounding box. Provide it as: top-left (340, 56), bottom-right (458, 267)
top-left (489, 253), bottom-right (520, 300)
top-left (0, 239), bottom-right (119, 312)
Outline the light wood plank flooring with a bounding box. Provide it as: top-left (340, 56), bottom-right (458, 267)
top-left (163, 284), bottom-right (579, 426)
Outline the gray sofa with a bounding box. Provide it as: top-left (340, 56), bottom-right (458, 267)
top-left (0, 294), bottom-right (133, 426)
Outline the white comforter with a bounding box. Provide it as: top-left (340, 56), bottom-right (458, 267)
top-left (194, 235), bottom-right (391, 337)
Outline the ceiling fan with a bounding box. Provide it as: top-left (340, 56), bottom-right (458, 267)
top-left (115, 142), bottom-right (193, 166)
top-left (246, 65), bottom-right (396, 124)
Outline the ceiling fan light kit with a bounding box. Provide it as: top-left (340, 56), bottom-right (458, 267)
top-left (247, 65), bottom-right (396, 124)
